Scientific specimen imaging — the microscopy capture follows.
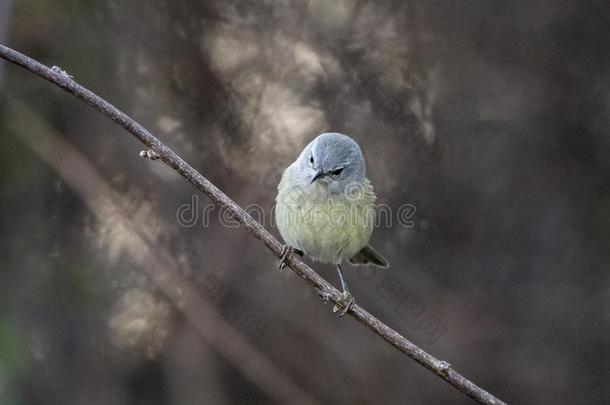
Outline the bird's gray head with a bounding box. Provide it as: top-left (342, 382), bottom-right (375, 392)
top-left (295, 132), bottom-right (366, 193)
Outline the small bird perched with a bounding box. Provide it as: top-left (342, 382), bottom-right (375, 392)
top-left (276, 132), bottom-right (388, 316)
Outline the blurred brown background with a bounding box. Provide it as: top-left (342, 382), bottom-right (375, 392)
top-left (1, 1), bottom-right (610, 404)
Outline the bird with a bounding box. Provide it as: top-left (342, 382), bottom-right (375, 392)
top-left (275, 132), bottom-right (388, 316)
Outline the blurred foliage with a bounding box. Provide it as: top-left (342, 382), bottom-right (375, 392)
top-left (1, 0), bottom-right (610, 404)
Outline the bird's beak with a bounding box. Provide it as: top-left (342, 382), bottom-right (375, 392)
top-left (310, 169), bottom-right (324, 184)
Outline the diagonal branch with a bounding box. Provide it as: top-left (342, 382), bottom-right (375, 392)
top-left (0, 44), bottom-right (508, 405)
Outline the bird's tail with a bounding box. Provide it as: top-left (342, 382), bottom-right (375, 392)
top-left (348, 245), bottom-right (389, 268)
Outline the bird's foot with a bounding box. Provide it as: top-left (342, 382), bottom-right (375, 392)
top-left (278, 245), bottom-right (304, 270)
top-left (278, 245), bottom-right (294, 270)
top-left (333, 290), bottom-right (355, 317)
top-left (317, 288), bottom-right (333, 303)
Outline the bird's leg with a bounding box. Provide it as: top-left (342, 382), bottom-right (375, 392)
top-left (333, 263), bottom-right (355, 317)
top-left (278, 245), bottom-right (303, 270)
top-left (337, 263), bottom-right (349, 292)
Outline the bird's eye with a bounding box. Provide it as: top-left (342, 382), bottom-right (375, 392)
top-left (332, 168), bottom-right (344, 176)
top-left (309, 156), bottom-right (314, 165)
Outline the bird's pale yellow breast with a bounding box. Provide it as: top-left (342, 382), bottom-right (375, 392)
top-left (276, 167), bottom-right (376, 264)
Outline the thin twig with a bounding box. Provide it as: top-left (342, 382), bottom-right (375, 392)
top-left (0, 44), bottom-right (508, 405)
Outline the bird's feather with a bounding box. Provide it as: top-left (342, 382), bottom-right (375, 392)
top-left (348, 245), bottom-right (389, 268)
